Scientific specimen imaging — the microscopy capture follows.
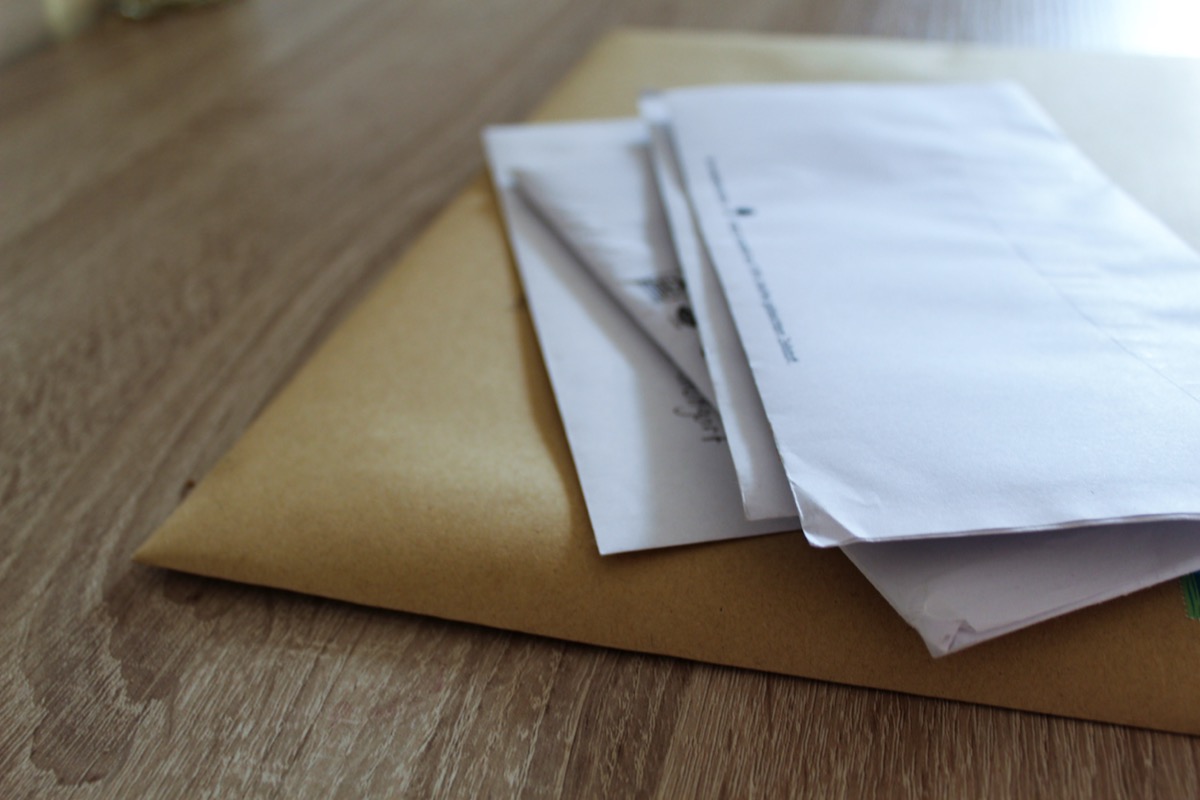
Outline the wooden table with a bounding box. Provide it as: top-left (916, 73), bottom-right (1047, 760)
top-left (4, 1), bottom-right (1200, 796)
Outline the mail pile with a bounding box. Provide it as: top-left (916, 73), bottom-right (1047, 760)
top-left (483, 83), bottom-right (1200, 656)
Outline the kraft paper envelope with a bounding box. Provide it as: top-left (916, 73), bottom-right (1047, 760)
top-left (135, 30), bottom-right (1200, 735)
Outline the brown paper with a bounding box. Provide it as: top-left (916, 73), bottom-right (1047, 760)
top-left (135, 30), bottom-right (1200, 734)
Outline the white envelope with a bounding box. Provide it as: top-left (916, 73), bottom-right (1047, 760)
top-left (663, 82), bottom-right (1200, 547)
top-left (643, 96), bottom-right (799, 522)
top-left (483, 123), bottom-right (793, 555)
top-left (511, 126), bottom-right (715, 403)
top-left (499, 116), bottom-right (1200, 655)
top-left (515, 116), bottom-right (795, 522)
top-left (843, 519), bottom-right (1200, 653)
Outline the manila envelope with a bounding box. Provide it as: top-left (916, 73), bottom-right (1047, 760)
top-left (135, 30), bottom-right (1200, 735)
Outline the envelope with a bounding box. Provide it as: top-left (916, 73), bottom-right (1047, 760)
top-left (134, 30), bottom-right (1200, 735)
top-left (510, 128), bottom-right (717, 403)
top-left (496, 117), bottom-right (1200, 656)
top-left (485, 121), bottom-right (793, 554)
top-left (644, 96), bottom-right (801, 521)
top-left (661, 81), bottom-right (1200, 548)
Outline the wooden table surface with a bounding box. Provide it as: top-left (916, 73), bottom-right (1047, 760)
top-left (4, 1), bottom-right (1200, 797)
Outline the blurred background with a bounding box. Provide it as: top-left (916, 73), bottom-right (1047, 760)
top-left (4, 0), bottom-right (1200, 67)
top-left (3, 0), bottom-right (218, 63)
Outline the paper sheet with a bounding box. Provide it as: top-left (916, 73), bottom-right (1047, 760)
top-left (511, 124), bottom-right (715, 403)
top-left (844, 521), bottom-right (1200, 654)
top-left (513, 113), bottom-right (797, 522)
top-left (642, 96), bottom-right (799, 522)
top-left (663, 82), bottom-right (1200, 547)
top-left (510, 114), bottom-right (1200, 655)
top-left (484, 122), bottom-right (793, 555)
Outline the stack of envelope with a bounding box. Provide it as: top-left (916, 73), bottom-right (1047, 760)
top-left (483, 82), bottom-right (1200, 656)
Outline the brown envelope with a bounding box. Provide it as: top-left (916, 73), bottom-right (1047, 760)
top-left (135, 30), bottom-right (1200, 735)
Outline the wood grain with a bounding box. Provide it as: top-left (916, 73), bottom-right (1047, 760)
top-left (3, 1), bottom-right (1200, 796)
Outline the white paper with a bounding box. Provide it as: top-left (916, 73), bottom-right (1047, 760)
top-left (664, 82), bottom-right (1200, 547)
top-left (511, 114), bottom-right (793, 521)
top-left (842, 521), bottom-right (1200, 654)
top-left (505, 115), bottom-right (1200, 656)
top-left (483, 122), bottom-right (794, 555)
top-left (642, 96), bottom-right (799, 522)
top-left (511, 128), bottom-right (715, 403)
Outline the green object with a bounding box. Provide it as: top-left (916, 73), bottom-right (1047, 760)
top-left (118, 0), bottom-right (227, 20)
top-left (1182, 573), bottom-right (1200, 620)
